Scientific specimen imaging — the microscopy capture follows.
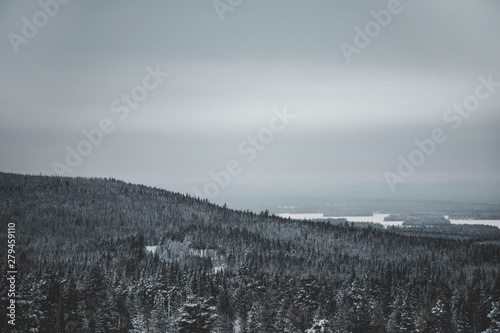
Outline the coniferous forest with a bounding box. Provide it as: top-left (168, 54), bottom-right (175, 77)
top-left (1, 172), bottom-right (500, 333)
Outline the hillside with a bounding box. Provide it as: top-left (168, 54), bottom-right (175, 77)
top-left (1, 172), bottom-right (500, 332)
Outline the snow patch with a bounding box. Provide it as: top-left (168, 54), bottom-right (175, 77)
top-left (213, 265), bottom-right (227, 274)
top-left (145, 246), bottom-right (157, 254)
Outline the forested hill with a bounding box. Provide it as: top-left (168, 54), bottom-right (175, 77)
top-left (1, 172), bottom-right (500, 333)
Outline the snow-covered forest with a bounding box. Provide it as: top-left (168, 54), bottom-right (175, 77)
top-left (1, 172), bottom-right (500, 332)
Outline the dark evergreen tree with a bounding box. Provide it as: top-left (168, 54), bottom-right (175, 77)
top-left (178, 296), bottom-right (216, 333)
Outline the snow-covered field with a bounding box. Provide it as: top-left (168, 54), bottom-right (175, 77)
top-left (145, 245), bottom-right (158, 254)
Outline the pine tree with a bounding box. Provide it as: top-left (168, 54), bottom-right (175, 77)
top-left (178, 296), bottom-right (216, 333)
top-left (129, 312), bottom-right (148, 333)
top-left (387, 295), bottom-right (402, 333)
top-left (482, 301), bottom-right (500, 333)
top-left (273, 299), bottom-right (300, 333)
top-left (293, 275), bottom-right (320, 330)
top-left (399, 296), bottom-right (416, 332)
top-left (306, 319), bottom-right (332, 333)
top-left (246, 301), bottom-right (266, 333)
top-left (451, 289), bottom-right (472, 333)
top-left (150, 292), bottom-right (170, 333)
top-left (429, 298), bottom-right (452, 333)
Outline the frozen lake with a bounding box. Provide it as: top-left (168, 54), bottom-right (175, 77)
top-left (444, 216), bottom-right (500, 228)
top-left (277, 213), bottom-right (500, 228)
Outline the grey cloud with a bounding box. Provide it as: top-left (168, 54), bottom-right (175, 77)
top-left (1, 0), bottom-right (499, 200)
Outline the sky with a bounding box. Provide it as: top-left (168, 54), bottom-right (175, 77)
top-left (1, 0), bottom-right (500, 201)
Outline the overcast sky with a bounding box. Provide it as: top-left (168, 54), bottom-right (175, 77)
top-left (1, 0), bottom-right (500, 199)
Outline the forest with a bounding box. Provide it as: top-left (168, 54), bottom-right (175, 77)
top-left (1, 172), bottom-right (500, 332)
